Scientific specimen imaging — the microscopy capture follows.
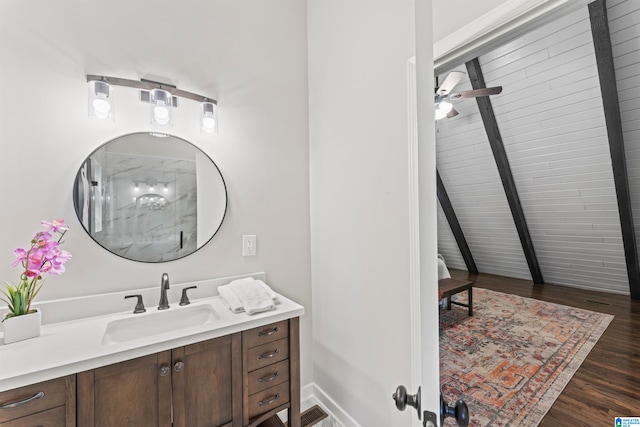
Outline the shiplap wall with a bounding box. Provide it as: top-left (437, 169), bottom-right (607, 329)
top-left (436, 203), bottom-right (466, 270)
top-left (609, 0), bottom-right (640, 295)
top-left (437, 3), bottom-right (634, 294)
top-left (435, 66), bottom-right (532, 280)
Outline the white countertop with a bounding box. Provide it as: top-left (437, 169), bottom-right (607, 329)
top-left (0, 274), bottom-right (304, 393)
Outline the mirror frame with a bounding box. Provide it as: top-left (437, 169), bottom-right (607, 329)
top-left (72, 132), bottom-right (228, 263)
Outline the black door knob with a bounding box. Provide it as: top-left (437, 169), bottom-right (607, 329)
top-left (392, 385), bottom-right (421, 420)
top-left (440, 393), bottom-right (469, 427)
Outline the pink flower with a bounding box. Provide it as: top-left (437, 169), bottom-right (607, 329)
top-left (11, 248), bottom-right (28, 267)
top-left (41, 219), bottom-right (69, 233)
top-left (4, 219), bottom-right (72, 317)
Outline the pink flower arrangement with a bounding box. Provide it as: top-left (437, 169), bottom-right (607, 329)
top-left (2, 219), bottom-right (72, 319)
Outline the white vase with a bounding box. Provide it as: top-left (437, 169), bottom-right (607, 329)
top-left (3, 309), bottom-right (41, 344)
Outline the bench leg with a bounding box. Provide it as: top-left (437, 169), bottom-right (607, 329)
top-left (468, 288), bottom-right (473, 316)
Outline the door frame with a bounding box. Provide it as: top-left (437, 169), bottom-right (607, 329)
top-left (408, 1), bottom-right (594, 425)
top-left (407, 55), bottom-right (424, 427)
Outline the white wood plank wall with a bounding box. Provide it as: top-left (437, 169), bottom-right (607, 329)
top-left (436, 4), bottom-right (633, 294)
top-left (436, 203), bottom-right (466, 271)
top-left (608, 0), bottom-right (640, 295)
top-left (435, 65), bottom-right (532, 280)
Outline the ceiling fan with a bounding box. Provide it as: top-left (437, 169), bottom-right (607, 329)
top-left (434, 71), bottom-right (503, 120)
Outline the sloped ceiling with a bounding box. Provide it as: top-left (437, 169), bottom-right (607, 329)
top-left (436, 0), bottom-right (640, 296)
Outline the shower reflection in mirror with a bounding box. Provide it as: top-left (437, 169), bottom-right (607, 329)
top-left (73, 133), bottom-right (227, 263)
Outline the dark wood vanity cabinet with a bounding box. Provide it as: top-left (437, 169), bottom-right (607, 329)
top-left (0, 375), bottom-right (76, 427)
top-left (3, 317), bottom-right (300, 427)
top-left (242, 318), bottom-right (300, 427)
top-left (77, 333), bottom-right (242, 427)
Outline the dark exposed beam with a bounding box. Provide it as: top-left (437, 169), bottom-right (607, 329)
top-left (589, 0), bottom-right (640, 300)
top-left (466, 57), bottom-right (544, 285)
top-left (436, 170), bottom-right (479, 274)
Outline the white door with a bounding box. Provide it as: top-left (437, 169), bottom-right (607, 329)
top-left (308, 0), bottom-right (447, 426)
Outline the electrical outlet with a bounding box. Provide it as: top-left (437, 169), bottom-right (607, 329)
top-left (242, 235), bottom-right (256, 256)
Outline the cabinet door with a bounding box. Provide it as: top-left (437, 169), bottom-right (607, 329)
top-left (77, 351), bottom-right (172, 427)
top-left (172, 333), bottom-right (242, 427)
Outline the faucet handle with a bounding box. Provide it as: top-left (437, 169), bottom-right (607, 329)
top-left (125, 294), bottom-right (146, 313)
top-left (180, 286), bottom-right (197, 306)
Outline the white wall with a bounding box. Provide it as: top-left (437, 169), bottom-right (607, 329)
top-left (308, 1), bottom-right (417, 425)
top-left (432, 0), bottom-right (507, 42)
top-left (0, 0), bottom-right (313, 385)
top-left (436, 204), bottom-right (466, 270)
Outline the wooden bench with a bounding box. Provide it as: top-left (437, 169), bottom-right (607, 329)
top-left (438, 278), bottom-right (473, 316)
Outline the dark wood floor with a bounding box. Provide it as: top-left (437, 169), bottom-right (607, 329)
top-left (447, 269), bottom-right (640, 426)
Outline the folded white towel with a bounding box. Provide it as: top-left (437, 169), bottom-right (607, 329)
top-left (218, 278), bottom-right (251, 313)
top-left (218, 278), bottom-right (278, 315)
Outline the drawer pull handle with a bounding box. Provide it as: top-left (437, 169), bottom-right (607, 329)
top-left (258, 393), bottom-right (281, 406)
top-left (159, 366), bottom-right (171, 377)
top-left (258, 349), bottom-right (280, 360)
top-left (257, 327), bottom-right (280, 337)
top-left (257, 371), bottom-right (281, 383)
top-left (0, 391), bottom-right (45, 409)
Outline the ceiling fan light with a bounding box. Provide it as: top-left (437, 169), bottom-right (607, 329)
top-left (439, 100), bottom-right (453, 114)
top-left (435, 106), bottom-right (447, 120)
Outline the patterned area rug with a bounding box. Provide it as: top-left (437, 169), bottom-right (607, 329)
top-left (440, 288), bottom-right (613, 427)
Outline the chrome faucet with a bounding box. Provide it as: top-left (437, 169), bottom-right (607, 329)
top-left (158, 273), bottom-right (170, 310)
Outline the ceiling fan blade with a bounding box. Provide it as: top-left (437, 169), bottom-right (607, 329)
top-left (449, 86), bottom-right (502, 100)
top-left (436, 71), bottom-right (465, 95)
top-left (447, 107), bottom-right (459, 118)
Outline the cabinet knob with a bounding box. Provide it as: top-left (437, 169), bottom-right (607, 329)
top-left (159, 366), bottom-right (170, 376)
top-left (174, 361), bottom-right (185, 372)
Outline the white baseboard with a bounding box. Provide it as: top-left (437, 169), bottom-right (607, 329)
top-left (300, 383), bottom-right (362, 427)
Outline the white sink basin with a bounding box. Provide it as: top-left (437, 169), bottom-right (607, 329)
top-left (102, 304), bottom-right (220, 345)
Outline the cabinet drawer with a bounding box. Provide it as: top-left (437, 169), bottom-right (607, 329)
top-left (248, 359), bottom-right (289, 395)
top-left (2, 405), bottom-right (66, 427)
top-left (0, 377), bottom-right (66, 423)
top-left (243, 320), bottom-right (289, 349)
top-left (247, 381), bottom-right (290, 420)
top-left (247, 338), bottom-right (289, 372)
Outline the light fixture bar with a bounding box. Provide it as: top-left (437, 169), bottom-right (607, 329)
top-left (86, 75), bottom-right (217, 105)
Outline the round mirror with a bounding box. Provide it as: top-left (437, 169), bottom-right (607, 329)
top-left (73, 132), bottom-right (227, 262)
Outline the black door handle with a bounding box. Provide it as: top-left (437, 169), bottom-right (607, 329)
top-left (441, 393), bottom-right (469, 427)
top-left (392, 385), bottom-right (421, 420)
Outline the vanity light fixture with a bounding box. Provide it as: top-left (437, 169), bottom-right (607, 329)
top-left (164, 183), bottom-right (168, 193)
top-left (150, 88), bottom-right (173, 128)
top-left (134, 182), bottom-right (139, 193)
top-left (88, 80), bottom-right (113, 120)
top-left (201, 101), bottom-right (217, 133)
top-left (86, 75), bottom-right (218, 133)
